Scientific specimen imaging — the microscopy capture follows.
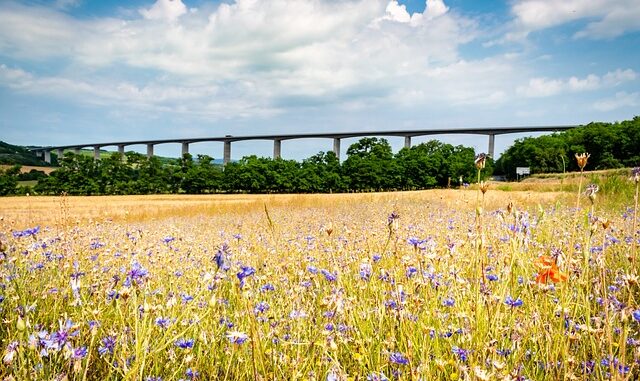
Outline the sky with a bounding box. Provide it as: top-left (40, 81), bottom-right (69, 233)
top-left (0, 0), bottom-right (639, 160)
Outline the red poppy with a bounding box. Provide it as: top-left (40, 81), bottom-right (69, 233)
top-left (534, 255), bottom-right (567, 284)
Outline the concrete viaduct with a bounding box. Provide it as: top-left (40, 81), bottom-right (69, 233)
top-left (31, 125), bottom-right (578, 165)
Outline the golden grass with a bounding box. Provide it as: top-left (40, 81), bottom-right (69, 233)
top-left (0, 164), bottom-right (58, 174)
top-left (0, 189), bottom-right (570, 227)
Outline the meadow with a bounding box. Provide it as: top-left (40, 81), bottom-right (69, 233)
top-left (1, 170), bottom-right (640, 380)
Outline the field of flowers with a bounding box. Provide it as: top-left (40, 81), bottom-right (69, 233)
top-left (1, 166), bottom-right (640, 380)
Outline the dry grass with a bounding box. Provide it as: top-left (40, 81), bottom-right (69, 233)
top-left (0, 164), bottom-right (58, 174)
top-left (0, 189), bottom-right (570, 227)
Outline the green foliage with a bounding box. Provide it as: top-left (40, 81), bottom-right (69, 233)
top-left (23, 138), bottom-right (481, 195)
top-left (0, 164), bottom-right (20, 195)
top-left (496, 116), bottom-right (640, 178)
top-left (0, 141), bottom-right (52, 166)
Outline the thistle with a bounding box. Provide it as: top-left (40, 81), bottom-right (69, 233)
top-left (575, 153), bottom-right (590, 170)
top-left (584, 183), bottom-right (599, 205)
top-left (474, 153), bottom-right (487, 170)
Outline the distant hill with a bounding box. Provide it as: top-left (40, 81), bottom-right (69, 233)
top-left (0, 141), bottom-right (50, 166)
top-left (0, 141), bottom-right (212, 167)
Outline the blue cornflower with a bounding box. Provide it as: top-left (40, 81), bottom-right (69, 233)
top-left (407, 237), bottom-right (423, 248)
top-left (372, 254), bottom-right (382, 262)
top-left (359, 263), bottom-right (372, 281)
top-left (89, 240), bottom-right (105, 250)
top-left (367, 372), bottom-right (390, 381)
top-left (13, 226), bottom-right (40, 238)
top-left (175, 338), bottom-right (194, 349)
top-left (389, 352), bottom-right (409, 365)
top-left (162, 236), bottom-right (175, 244)
top-left (387, 211), bottom-right (399, 225)
top-left (632, 310), bottom-right (640, 322)
top-left (406, 266), bottom-right (418, 278)
top-left (237, 266), bottom-right (256, 288)
top-left (185, 368), bottom-right (199, 379)
top-left (155, 317), bottom-right (172, 329)
top-left (452, 346), bottom-right (469, 362)
top-left (486, 274), bottom-right (499, 281)
top-left (125, 262), bottom-right (148, 287)
top-left (504, 296), bottom-right (524, 308)
top-left (254, 301), bottom-right (270, 314)
top-left (98, 336), bottom-right (116, 356)
top-left (226, 331), bottom-right (249, 344)
top-left (307, 265), bottom-right (318, 274)
top-left (442, 297), bottom-right (455, 307)
top-left (260, 283), bottom-right (275, 292)
top-left (71, 346), bottom-right (88, 360)
top-left (320, 269), bottom-right (337, 282)
top-left (181, 293), bottom-right (194, 303)
top-left (213, 243), bottom-right (230, 271)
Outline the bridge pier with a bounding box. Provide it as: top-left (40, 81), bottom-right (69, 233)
top-left (223, 141), bottom-right (231, 165)
top-left (273, 139), bottom-right (281, 159)
top-left (43, 150), bottom-right (51, 164)
top-left (93, 146), bottom-right (101, 160)
top-left (56, 148), bottom-right (64, 160)
top-left (488, 134), bottom-right (495, 159)
top-left (74, 148), bottom-right (81, 155)
top-left (147, 144), bottom-right (154, 158)
top-left (333, 138), bottom-right (341, 161)
top-left (118, 145), bottom-right (125, 156)
top-left (181, 142), bottom-right (189, 156)
top-left (404, 136), bottom-right (412, 149)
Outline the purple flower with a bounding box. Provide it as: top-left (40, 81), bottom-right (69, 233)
top-left (175, 338), bottom-right (194, 349)
top-left (367, 372), bottom-right (390, 381)
top-left (98, 336), bottom-right (116, 356)
top-left (155, 317), bottom-right (172, 329)
top-left (359, 263), bottom-right (372, 281)
top-left (442, 297), bottom-right (455, 307)
top-left (320, 269), bottom-right (337, 282)
top-left (12, 226), bottom-right (40, 238)
top-left (632, 310), bottom-right (640, 322)
top-left (407, 237), bottom-right (423, 248)
top-left (504, 296), bottom-right (524, 308)
top-left (387, 211), bottom-right (400, 225)
top-left (237, 266), bottom-right (256, 288)
top-left (307, 265), bottom-right (318, 274)
top-left (226, 331), bottom-right (249, 344)
top-left (260, 283), bottom-right (275, 292)
top-left (452, 346), bottom-right (469, 362)
top-left (389, 352), bottom-right (409, 365)
top-left (185, 368), bottom-right (199, 379)
top-left (372, 254), bottom-right (382, 262)
top-left (71, 346), bottom-right (87, 360)
top-left (162, 236), bottom-right (175, 244)
top-left (406, 266), bottom-right (418, 278)
top-left (486, 274), bottom-right (499, 281)
top-left (125, 262), bottom-right (148, 287)
top-left (254, 301), bottom-right (270, 314)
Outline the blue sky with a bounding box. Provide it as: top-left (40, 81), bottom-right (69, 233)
top-left (1, 0), bottom-right (639, 160)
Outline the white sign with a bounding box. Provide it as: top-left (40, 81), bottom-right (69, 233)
top-left (516, 167), bottom-right (531, 175)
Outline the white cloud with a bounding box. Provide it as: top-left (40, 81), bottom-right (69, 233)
top-left (510, 0), bottom-right (640, 39)
top-left (517, 69), bottom-right (637, 98)
top-left (593, 92), bottom-right (640, 111)
top-left (139, 0), bottom-right (187, 22)
top-left (0, 0), bottom-right (491, 119)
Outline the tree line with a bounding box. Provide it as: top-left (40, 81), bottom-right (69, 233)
top-left (1, 138), bottom-right (485, 195)
top-left (495, 116), bottom-right (640, 179)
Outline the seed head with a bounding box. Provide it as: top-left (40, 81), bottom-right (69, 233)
top-left (574, 153), bottom-right (590, 170)
top-left (630, 167), bottom-right (640, 184)
top-left (475, 153), bottom-right (487, 170)
top-left (584, 183), bottom-right (599, 204)
top-left (479, 181), bottom-right (489, 194)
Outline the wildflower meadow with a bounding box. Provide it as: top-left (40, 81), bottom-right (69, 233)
top-left (1, 161), bottom-right (640, 380)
